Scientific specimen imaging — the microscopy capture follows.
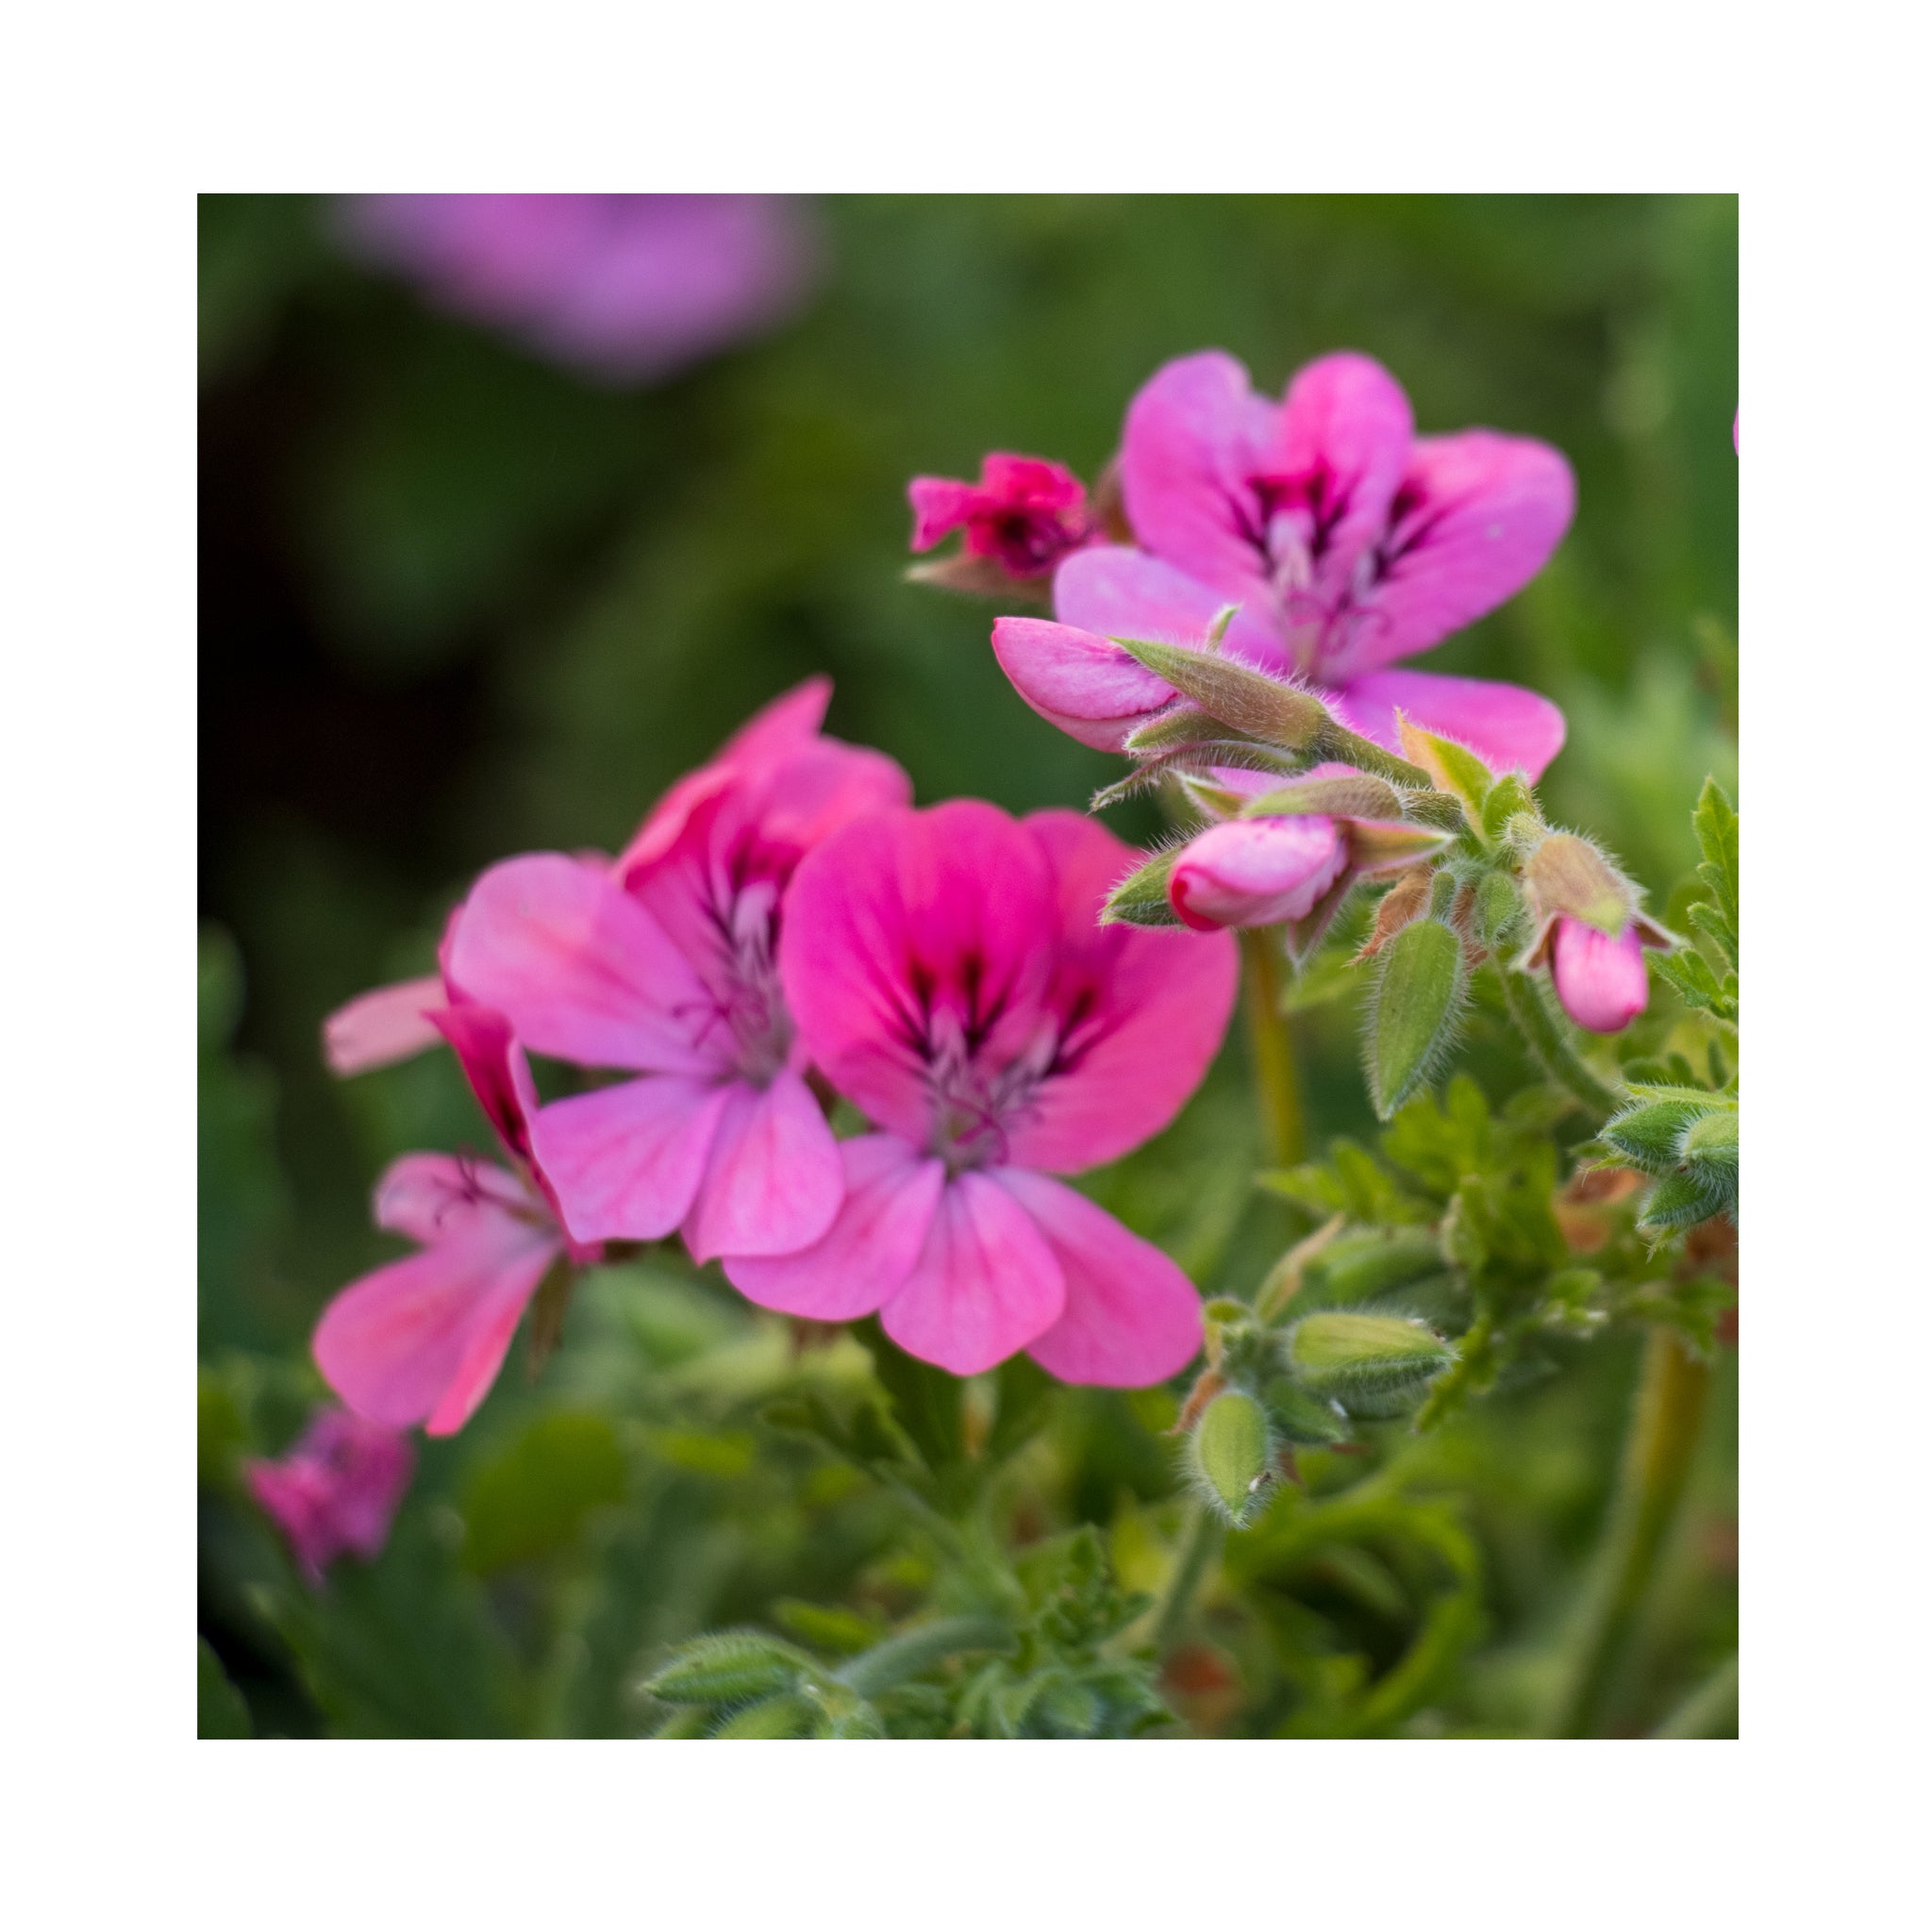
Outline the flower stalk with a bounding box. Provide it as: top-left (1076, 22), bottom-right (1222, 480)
top-left (1239, 928), bottom-right (1305, 1166)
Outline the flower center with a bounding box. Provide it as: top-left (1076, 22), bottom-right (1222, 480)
top-left (919, 1008), bottom-right (1065, 1175)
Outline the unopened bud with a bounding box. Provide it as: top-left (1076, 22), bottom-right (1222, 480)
top-left (1285, 1312), bottom-right (1456, 1415)
top-left (1109, 635), bottom-right (1331, 747)
top-left (1364, 917), bottom-right (1467, 1120)
top-left (1101, 845), bottom-right (1184, 927)
top-left (1189, 1390), bottom-right (1274, 1526)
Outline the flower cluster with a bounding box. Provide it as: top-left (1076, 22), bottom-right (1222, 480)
top-left (309, 679), bottom-right (1239, 1474)
top-left (909, 347), bottom-right (1672, 1041)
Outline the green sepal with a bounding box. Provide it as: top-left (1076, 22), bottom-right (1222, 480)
top-left (1099, 845), bottom-right (1184, 927)
top-left (1480, 774), bottom-right (1538, 844)
top-left (1236, 774), bottom-right (1403, 821)
top-left (1396, 714), bottom-right (1493, 824)
top-left (712, 1691), bottom-right (823, 1739)
top-left (1639, 1168), bottom-right (1733, 1237)
top-left (1474, 870), bottom-right (1524, 951)
top-left (1260, 1374), bottom-right (1352, 1446)
top-left (1108, 634), bottom-right (1330, 746)
top-left (1602, 1087), bottom-right (1729, 1176)
top-left (1364, 917), bottom-right (1467, 1121)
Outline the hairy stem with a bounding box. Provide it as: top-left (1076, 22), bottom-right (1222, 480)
top-left (1240, 928), bottom-right (1305, 1167)
top-left (1314, 723), bottom-right (1432, 789)
top-left (835, 1615), bottom-right (1012, 1698)
top-left (1495, 964), bottom-right (1622, 1123)
top-left (1545, 1325), bottom-right (1712, 1737)
top-left (1150, 1501), bottom-right (1224, 1656)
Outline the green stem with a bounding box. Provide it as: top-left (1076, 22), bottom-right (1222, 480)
top-left (1496, 964), bottom-right (1622, 1123)
top-left (1150, 1501), bottom-right (1224, 1656)
top-left (834, 1615), bottom-right (1012, 1698)
top-left (1544, 1325), bottom-right (1712, 1737)
top-left (1240, 928), bottom-right (1305, 1167)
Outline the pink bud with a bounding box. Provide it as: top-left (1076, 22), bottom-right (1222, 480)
top-left (990, 616), bottom-right (1178, 751)
top-left (244, 1407), bottom-right (414, 1586)
top-left (1549, 916), bottom-right (1649, 1033)
top-left (1167, 817), bottom-right (1349, 932)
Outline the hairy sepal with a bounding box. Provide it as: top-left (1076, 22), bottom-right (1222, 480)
top-left (1108, 635), bottom-right (1330, 747)
top-left (1363, 917), bottom-right (1468, 1120)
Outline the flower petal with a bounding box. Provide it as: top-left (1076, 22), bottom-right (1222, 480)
top-left (1120, 350), bottom-right (1279, 601)
top-left (990, 615), bottom-right (1178, 751)
top-left (908, 476), bottom-right (977, 550)
top-left (780, 801), bottom-right (1058, 1144)
top-left (372, 1152), bottom-right (534, 1246)
top-left (1001, 811), bottom-right (1240, 1172)
top-left (528, 1074), bottom-right (733, 1245)
top-left (997, 1170), bottom-right (1204, 1387)
top-left (1167, 815), bottom-right (1349, 931)
top-left (446, 854), bottom-right (718, 1074)
top-left (682, 1069), bottom-right (845, 1263)
top-left (322, 975), bottom-right (447, 1075)
top-left (1332, 669), bottom-right (1566, 782)
top-left (1344, 429), bottom-right (1575, 674)
top-left (1266, 351), bottom-right (1415, 606)
top-left (724, 1134), bottom-right (943, 1322)
top-left (1550, 918), bottom-right (1649, 1033)
top-left (1053, 545), bottom-right (1287, 674)
top-left (313, 1214), bottom-right (558, 1436)
top-left (878, 1171), bottom-right (1065, 1375)
top-left (428, 1004), bottom-right (543, 1167)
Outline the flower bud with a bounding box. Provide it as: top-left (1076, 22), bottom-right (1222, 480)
top-left (1167, 816), bottom-right (1349, 931)
top-left (908, 454), bottom-right (1095, 587)
top-left (990, 617), bottom-right (1178, 751)
top-left (1549, 916), bottom-right (1648, 1033)
top-left (1109, 634), bottom-right (1331, 748)
top-left (1285, 1311), bottom-right (1456, 1415)
top-left (1189, 1390), bottom-right (1274, 1526)
top-left (1364, 916), bottom-right (1467, 1120)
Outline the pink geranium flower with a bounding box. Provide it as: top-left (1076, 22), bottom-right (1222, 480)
top-left (341, 193), bottom-right (816, 384)
top-left (1548, 917), bottom-right (1650, 1033)
top-left (444, 680), bottom-right (911, 1263)
top-left (724, 801), bottom-right (1239, 1385)
top-left (314, 1006), bottom-right (593, 1436)
top-left (994, 349), bottom-right (1574, 780)
top-left (245, 1406), bottom-right (414, 1585)
top-left (908, 454), bottom-right (1098, 590)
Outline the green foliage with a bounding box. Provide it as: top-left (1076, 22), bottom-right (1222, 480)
top-left (460, 1411), bottom-right (626, 1574)
top-left (1655, 777), bottom-right (1739, 1025)
top-left (198, 1638), bottom-right (253, 1739)
top-left (1191, 1391), bottom-right (1274, 1524)
top-left (1363, 917), bottom-right (1468, 1119)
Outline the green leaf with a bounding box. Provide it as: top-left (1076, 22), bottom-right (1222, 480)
top-left (854, 1319), bottom-right (964, 1474)
top-left (1690, 776), bottom-right (1740, 964)
top-left (712, 1691), bottom-right (823, 1739)
top-left (1364, 918), bottom-right (1467, 1120)
top-left (197, 1639), bottom-right (253, 1739)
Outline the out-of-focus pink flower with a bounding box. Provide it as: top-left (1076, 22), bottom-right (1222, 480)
top-left (1548, 917), bottom-right (1650, 1033)
top-left (908, 455), bottom-right (1098, 589)
top-left (1001, 350), bottom-right (1572, 779)
top-left (1169, 817), bottom-right (1349, 931)
top-left (245, 1406), bottom-right (414, 1586)
top-left (445, 681), bottom-right (911, 1263)
top-left (724, 801), bottom-right (1239, 1385)
top-left (314, 1005), bottom-right (594, 1435)
top-left (341, 194), bottom-right (816, 384)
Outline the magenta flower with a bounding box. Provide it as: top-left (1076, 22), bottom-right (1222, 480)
top-left (995, 349), bottom-right (1573, 779)
top-left (1548, 917), bottom-right (1650, 1033)
top-left (908, 454), bottom-right (1098, 591)
top-left (244, 1406), bottom-right (414, 1586)
top-left (323, 975), bottom-right (448, 1076)
top-left (724, 801), bottom-right (1239, 1384)
top-left (1169, 818), bottom-right (1347, 931)
top-left (341, 194), bottom-right (815, 384)
top-left (444, 681), bottom-right (911, 1262)
top-left (314, 1005), bottom-right (591, 1435)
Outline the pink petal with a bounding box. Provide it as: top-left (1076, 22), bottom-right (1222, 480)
top-left (313, 1214), bottom-right (558, 1436)
top-left (615, 675), bottom-right (834, 877)
top-left (1343, 429), bottom-right (1575, 675)
top-left (724, 1134), bottom-right (944, 1322)
top-left (322, 976), bottom-right (447, 1075)
top-left (682, 1068), bottom-right (845, 1263)
top-left (428, 1005), bottom-right (542, 1167)
top-left (1332, 669), bottom-right (1567, 782)
top-left (372, 1152), bottom-right (534, 1246)
top-left (908, 476), bottom-right (976, 550)
top-left (445, 854), bottom-right (718, 1074)
top-left (1001, 811), bottom-right (1240, 1173)
top-left (528, 1074), bottom-right (733, 1244)
top-left (1052, 545), bottom-right (1287, 675)
top-left (1120, 351), bottom-right (1280, 601)
top-left (997, 1170), bottom-right (1204, 1387)
top-left (1266, 351), bottom-right (1415, 603)
top-left (780, 801), bottom-right (1058, 1145)
top-left (1550, 918), bottom-right (1649, 1033)
top-left (1167, 816), bottom-right (1349, 931)
top-left (878, 1171), bottom-right (1065, 1375)
top-left (990, 615), bottom-right (1178, 752)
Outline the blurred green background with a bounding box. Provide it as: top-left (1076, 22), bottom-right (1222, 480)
top-left (199, 194), bottom-right (1736, 1738)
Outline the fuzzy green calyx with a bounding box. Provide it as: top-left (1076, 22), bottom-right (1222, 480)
top-left (1286, 1312), bottom-right (1456, 1410)
top-left (1364, 916), bottom-right (1467, 1120)
top-left (1191, 1391), bottom-right (1274, 1526)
